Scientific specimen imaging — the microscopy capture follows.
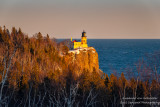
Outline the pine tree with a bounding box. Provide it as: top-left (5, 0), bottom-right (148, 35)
top-left (104, 74), bottom-right (110, 88)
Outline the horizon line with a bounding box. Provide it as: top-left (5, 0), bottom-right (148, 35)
top-left (56, 38), bottom-right (160, 40)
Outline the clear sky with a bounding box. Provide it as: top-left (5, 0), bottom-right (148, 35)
top-left (0, 0), bottom-right (160, 39)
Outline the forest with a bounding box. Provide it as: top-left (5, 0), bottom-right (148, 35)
top-left (0, 26), bottom-right (160, 107)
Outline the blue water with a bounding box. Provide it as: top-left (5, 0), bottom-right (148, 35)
top-left (87, 39), bottom-right (160, 75)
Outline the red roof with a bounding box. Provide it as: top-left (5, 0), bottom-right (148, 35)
top-left (72, 40), bottom-right (78, 42)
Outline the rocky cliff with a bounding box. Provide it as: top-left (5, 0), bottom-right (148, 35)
top-left (67, 47), bottom-right (103, 75)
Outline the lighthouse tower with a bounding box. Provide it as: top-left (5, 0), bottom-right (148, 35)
top-left (81, 30), bottom-right (88, 48)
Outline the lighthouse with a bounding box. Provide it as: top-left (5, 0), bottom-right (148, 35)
top-left (81, 30), bottom-right (88, 48)
top-left (71, 31), bottom-right (88, 49)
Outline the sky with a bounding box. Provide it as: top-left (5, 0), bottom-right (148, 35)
top-left (0, 0), bottom-right (160, 39)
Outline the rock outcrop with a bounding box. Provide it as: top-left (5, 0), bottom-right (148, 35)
top-left (67, 47), bottom-right (102, 74)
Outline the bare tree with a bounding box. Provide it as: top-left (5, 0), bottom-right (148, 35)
top-left (0, 27), bottom-right (23, 106)
top-left (48, 82), bottom-right (79, 107)
top-left (48, 82), bottom-right (98, 107)
top-left (0, 48), bottom-right (17, 106)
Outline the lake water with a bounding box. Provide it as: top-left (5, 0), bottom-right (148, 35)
top-left (87, 39), bottom-right (160, 75)
top-left (58, 39), bottom-right (160, 75)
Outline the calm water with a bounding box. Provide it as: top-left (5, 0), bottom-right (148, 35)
top-left (87, 39), bottom-right (160, 75)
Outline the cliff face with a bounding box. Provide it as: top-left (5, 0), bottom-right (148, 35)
top-left (67, 47), bottom-right (102, 74)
